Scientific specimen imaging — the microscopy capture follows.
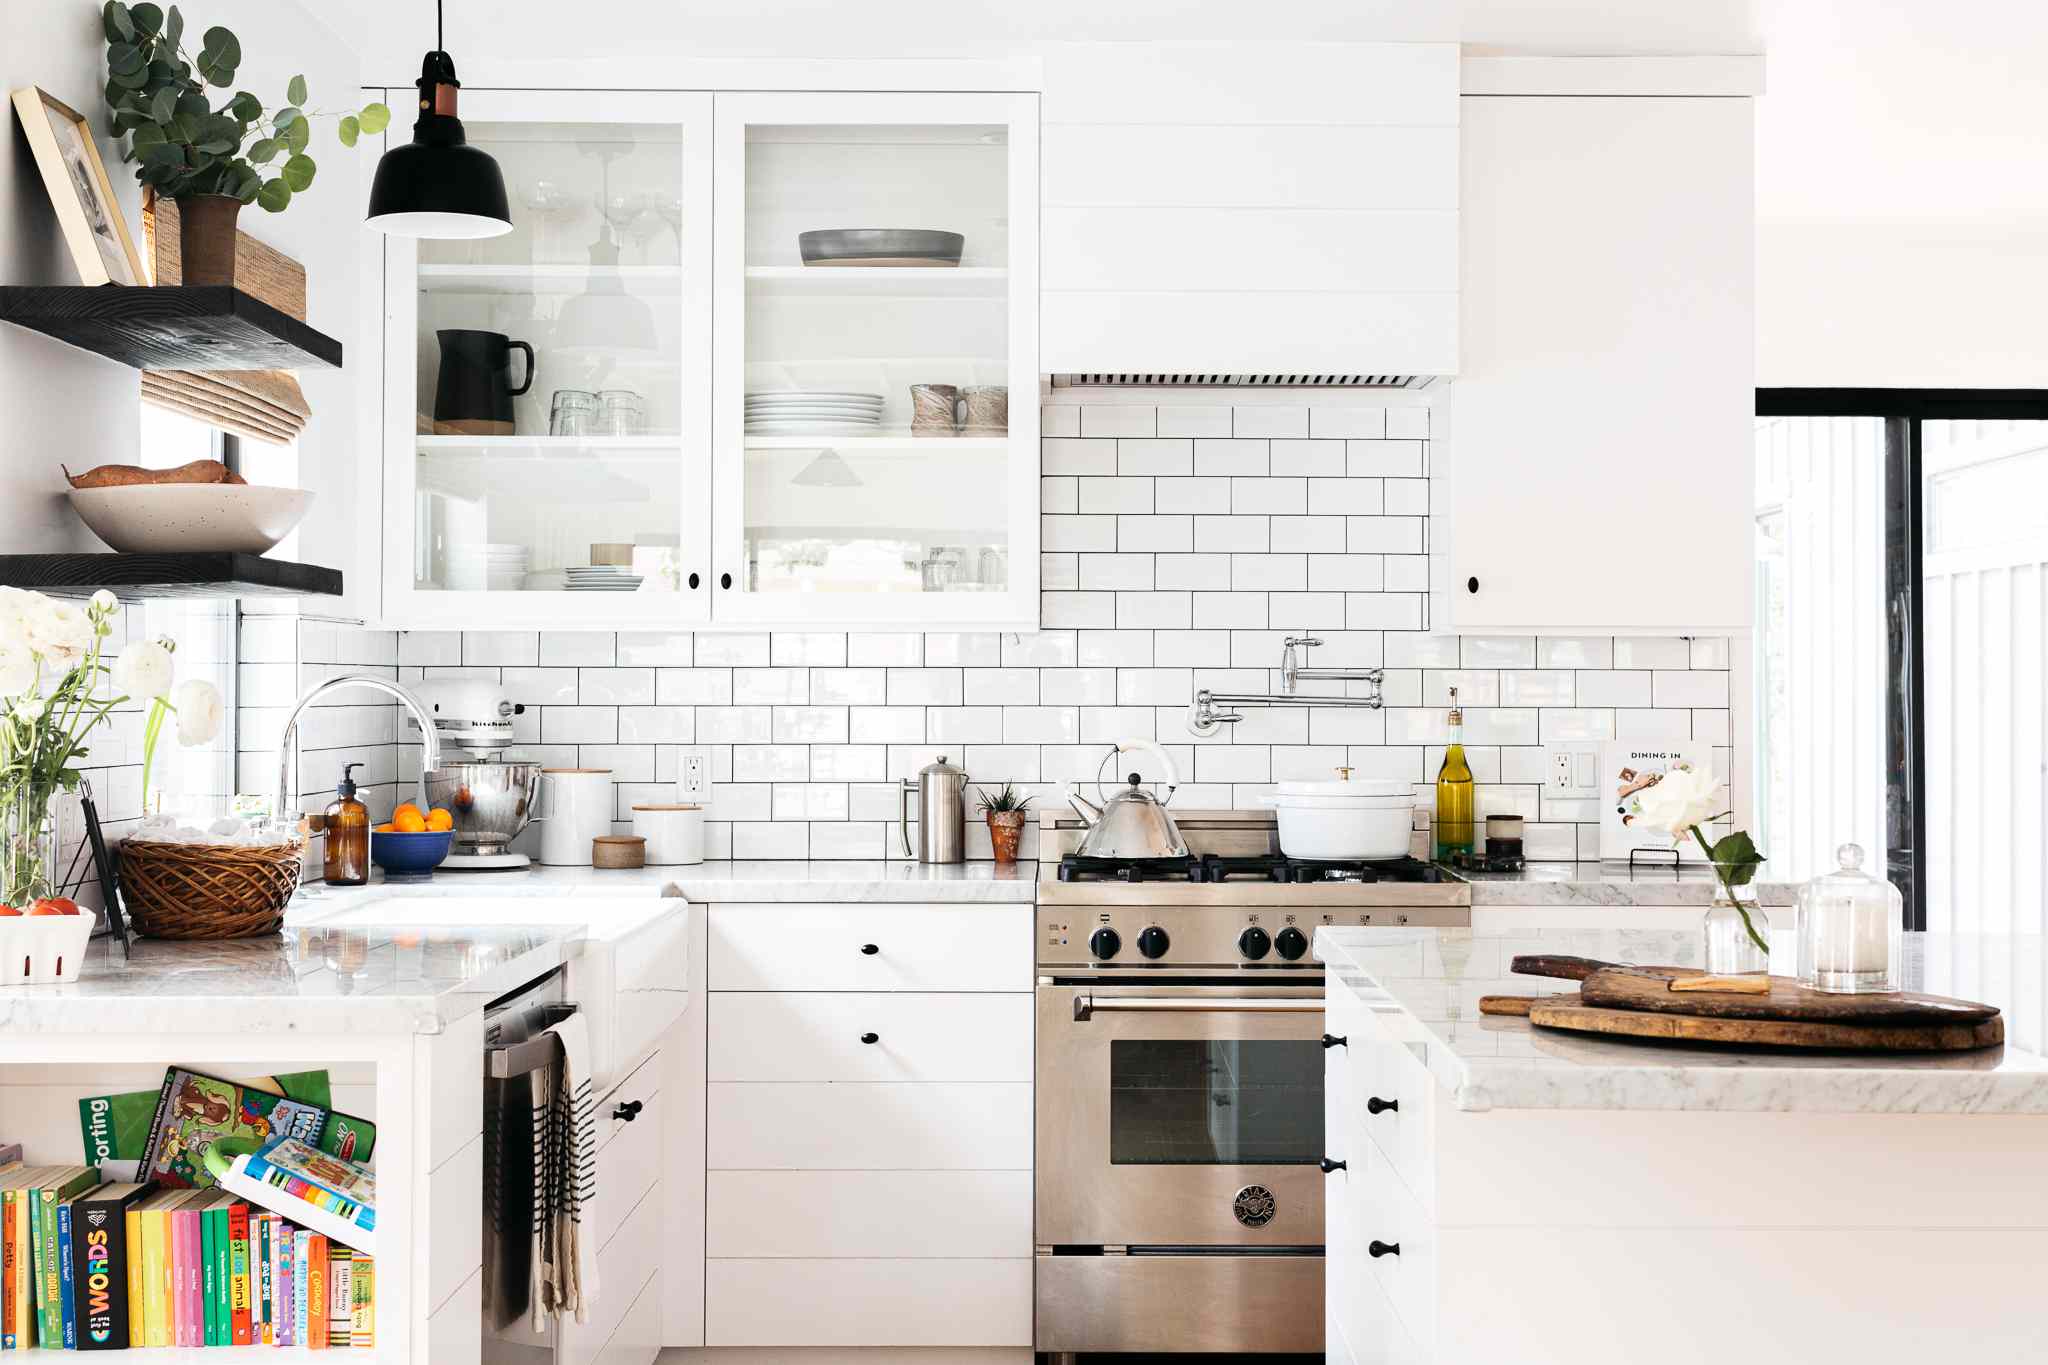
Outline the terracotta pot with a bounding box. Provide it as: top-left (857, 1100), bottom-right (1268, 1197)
top-left (985, 809), bottom-right (1027, 864)
top-left (175, 193), bottom-right (243, 287)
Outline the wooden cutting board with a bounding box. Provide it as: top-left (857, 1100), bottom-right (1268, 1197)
top-left (1479, 997), bottom-right (2005, 1052)
top-left (1510, 955), bottom-right (1999, 1025)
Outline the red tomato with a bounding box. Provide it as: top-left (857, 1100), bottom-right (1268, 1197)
top-left (28, 897), bottom-right (80, 917)
top-left (0, 904), bottom-right (20, 917)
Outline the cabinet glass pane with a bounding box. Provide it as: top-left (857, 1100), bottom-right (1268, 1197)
top-left (1108, 1039), bottom-right (1323, 1166)
top-left (742, 123), bottom-right (1010, 597)
top-left (412, 120), bottom-right (688, 594)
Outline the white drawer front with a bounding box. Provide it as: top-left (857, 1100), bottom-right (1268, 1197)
top-left (707, 1170), bottom-right (1032, 1258)
top-left (709, 992), bottom-right (1033, 1083)
top-left (706, 1258), bottom-right (1032, 1346)
top-left (591, 1082), bottom-right (661, 1253)
top-left (709, 904), bottom-right (1032, 991)
top-left (707, 1082), bottom-right (1033, 1170)
top-left (593, 1269), bottom-right (662, 1365)
top-left (1350, 1156), bottom-right (1436, 1354)
top-left (560, 1177), bottom-right (662, 1365)
top-left (1347, 1024), bottom-right (1437, 1215)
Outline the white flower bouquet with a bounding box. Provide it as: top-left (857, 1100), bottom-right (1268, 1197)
top-left (1630, 762), bottom-right (1770, 957)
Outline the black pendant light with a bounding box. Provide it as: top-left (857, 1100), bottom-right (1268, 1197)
top-left (365, 0), bottom-right (512, 238)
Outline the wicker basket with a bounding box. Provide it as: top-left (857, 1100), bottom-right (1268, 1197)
top-left (118, 838), bottom-right (305, 940)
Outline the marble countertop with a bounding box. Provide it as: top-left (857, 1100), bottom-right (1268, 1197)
top-left (1457, 862), bottom-right (1799, 906)
top-left (1316, 925), bottom-right (2048, 1114)
top-left (291, 859), bottom-right (1039, 907)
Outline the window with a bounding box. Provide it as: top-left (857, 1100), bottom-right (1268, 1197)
top-left (1756, 392), bottom-right (2048, 933)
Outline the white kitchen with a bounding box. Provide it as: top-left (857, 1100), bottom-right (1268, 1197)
top-left (1, 2), bottom-right (2044, 1363)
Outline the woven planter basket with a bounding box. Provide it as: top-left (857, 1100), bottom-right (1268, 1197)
top-left (119, 838), bottom-right (304, 940)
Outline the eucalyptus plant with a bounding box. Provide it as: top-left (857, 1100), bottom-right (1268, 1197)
top-left (100, 1), bottom-right (390, 213)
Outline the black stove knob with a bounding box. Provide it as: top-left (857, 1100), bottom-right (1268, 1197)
top-left (1274, 927), bottom-right (1309, 961)
top-left (1237, 927), bottom-right (1272, 961)
top-left (1136, 926), bottom-right (1171, 960)
top-left (1089, 927), bottom-right (1122, 960)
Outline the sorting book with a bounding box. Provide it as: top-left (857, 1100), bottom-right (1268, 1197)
top-left (78, 1071), bottom-right (336, 1182)
top-left (136, 1069), bottom-right (377, 1190)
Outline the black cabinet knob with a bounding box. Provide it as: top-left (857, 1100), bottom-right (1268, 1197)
top-left (720, 572), bottom-right (733, 589)
top-left (688, 572), bottom-right (700, 589)
top-left (1136, 926), bottom-right (1170, 959)
top-left (1320, 1157), bottom-right (1347, 1174)
top-left (1321, 1033), bottom-right (1348, 1049)
top-left (859, 942), bottom-right (879, 955)
top-left (612, 1100), bottom-right (643, 1123)
top-left (1274, 927), bottom-right (1309, 961)
top-left (1369, 1240), bottom-right (1401, 1259)
top-left (1367, 1096), bottom-right (1399, 1115)
top-left (860, 1032), bottom-right (879, 1045)
top-left (1237, 927), bottom-right (1271, 961)
top-left (1466, 576), bottom-right (1479, 594)
top-left (1089, 927), bottom-right (1121, 960)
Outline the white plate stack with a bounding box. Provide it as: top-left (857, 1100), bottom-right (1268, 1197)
top-left (564, 565), bottom-right (645, 592)
top-left (746, 391), bottom-right (885, 435)
top-left (448, 543), bottom-right (529, 592)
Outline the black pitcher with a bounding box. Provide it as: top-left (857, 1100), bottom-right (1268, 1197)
top-left (434, 329), bottom-right (534, 434)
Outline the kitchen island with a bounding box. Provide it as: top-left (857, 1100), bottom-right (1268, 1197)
top-left (1316, 925), bottom-right (2048, 1364)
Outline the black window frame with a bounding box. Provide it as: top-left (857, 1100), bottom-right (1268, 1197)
top-left (1756, 388), bottom-right (2048, 930)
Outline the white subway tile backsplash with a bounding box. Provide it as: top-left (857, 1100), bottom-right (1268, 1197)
top-left (1346, 516), bottom-right (1425, 554)
top-left (1231, 553), bottom-right (1308, 591)
top-left (1612, 636), bottom-right (1692, 669)
top-left (1042, 404), bottom-right (1081, 437)
top-left (811, 668), bottom-right (888, 705)
top-left (501, 667), bottom-right (579, 704)
top-left (734, 821), bottom-right (808, 858)
top-left (1193, 592), bottom-right (1270, 629)
top-left (1345, 440), bottom-right (1425, 478)
top-left (888, 668), bottom-right (965, 706)
top-left (1079, 554), bottom-right (1157, 591)
top-left (1575, 670), bottom-right (1652, 707)
top-left (1151, 630), bottom-right (1232, 667)
top-left (1654, 669), bottom-right (1729, 708)
top-left (692, 634), bottom-right (769, 667)
top-left (1346, 593), bottom-right (1425, 629)
top-left (1043, 437), bottom-right (1119, 474)
top-left (1117, 592), bottom-right (1194, 629)
top-left (1117, 515), bottom-right (1195, 552)
top-left (1004, 630), bottom-right (1078, 668)
top-left (399, 631), bottom-right (461, 666)
top-left (1195, 439), bottom-right (1271, 476)
top-left (1308, 554), bottom-right (1384, 592)
top-left (542, 706), bottom-right (617, 744)
top-left (1153, 553), bottom-right (1232, 590)
top-left (1270, 440), bottom-right (1345, 476)
top-left (577, 668), bottom-right (656, 706)
top-left (1080, 405), bottom-right (1157, 438)
top-left (968, 667), bottom-right (1045, 705)
top-left (1043, 591), bottom-right (1117, 628)
top-left (1616, 708), bottom-right (1693, 742)
top-left (1232, 406), bottom-right (1309, 438)
top-left (1044, 514), bottom-right (1119, 552)
top-left (1156, 405), bottom-right (1234, 438)
top-left (772, 632), bottom-right (848, 667)
top-left (811, 745), bottom-right (886, 781)
top-left (1040, 553), bottom-right (1080, 590)
top-left (1308, 476), bottom-right (1384, 515)
top-left (849, 633), bottom-right (923, 666)
top-left (1231, 477), bottom-right (1307, 515)
top-left (1689, 636), bottom-right (1732, 669)
top-left (1267, 592), bottom-right (1347, 629)
top-left (619, 706), bottom-right (695, 743)
top-left (1041, 476), bottom-right (1078, 513)
top-left (1272, 516), bottom-right (1348, 553)
top-left (1005, 707), bottom-right (1081, 743)
top-left (699, 707), bottom-right (772, 743)
top-left (1038, 668), bottom-right (1115, 705)
top-left (1500, 670), bottom-right (1576, 706)
top-left (1538, 636), bottom-right (1614, 669)
top-left (1308, 407), bottom-right (1388, 439)
top-left (1118, 438), bottom-right (1196, 475)
top-left (1461, 636), bottom-right (1538, 668)
top-left (1538, 708), bottom-right (1616, 742)
top-left (734, 667), bottom-right (809, 704)
top-left (850, 706), bottom-right (926, 743)
top-left (1384, 478), bottom-right (1430, 516)
top-left (1385, 408), bottom-right (1430, 439)
top-left (464, 631), bottom-right (539, 666)
top-left (1194, 514), bottom-right (1269, 552)
top-left (1154, 477), bottom-right (1233, 515)
top-left (928, 706), bottom-right (1005, 744)
top-left (734, 745), bottom-right (810, 782)
top-left (774, 706), bottom-right (850, 743)
top-left (1080, 476), bottom-right (1156, 513)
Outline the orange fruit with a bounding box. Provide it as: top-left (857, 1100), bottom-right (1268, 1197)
top-left (392, 801), bottom-right (422, 823)
top-left (375, 822), bottom-right (396, 833)
top-left (426, 807), bottom-right (453, 831)
top-left (393, 808), bottom-right (428, 833)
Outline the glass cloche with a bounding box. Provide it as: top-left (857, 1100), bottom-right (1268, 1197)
top-left (1796, 843), bottom-right (1903, 994)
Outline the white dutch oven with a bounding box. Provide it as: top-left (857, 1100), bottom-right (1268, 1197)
top-left (1259, 773), bottom-right (1416, 860)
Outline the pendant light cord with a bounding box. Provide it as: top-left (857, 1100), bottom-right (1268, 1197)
top-left (437, 0), bottom-right (444, 53)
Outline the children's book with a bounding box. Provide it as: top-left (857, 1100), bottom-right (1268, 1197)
top-left (134, 1070), bottom-right (376, 1191)
top-left (174, 1190), bottom-right (203, 1347)
top-left (228, 1199), bottom-right (253, 1344)
top-left (56, 1186), bottom-right (103, 1348)
top-left (0, 1164), bottom-right (49, 1348)
top-left (78, 1071), bottom-right (335, 1183)
top-left (348, 1252), bottom-right (374, 1349)
top-left (72, 1182), bottom-right (147, 1352)
top-left (33, 1166), bottom-right (99, 1347)
top-left (329, 1246), bottom-right (353, 1348)
top-left (134, 1189), bottom-right (175, 1348)
top-left (202, 1139), bottom-right (376, 1255)
top-left (306, 1235), bottom-right (329, 1350)
top-left (292, 1231), bottom-right (312, 1348)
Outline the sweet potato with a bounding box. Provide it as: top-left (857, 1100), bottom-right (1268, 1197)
top-left (63, 458), bottom-right (240, 489)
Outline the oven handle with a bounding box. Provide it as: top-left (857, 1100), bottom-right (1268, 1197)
top-left (1072, 994), bottom-right (1323, 1021)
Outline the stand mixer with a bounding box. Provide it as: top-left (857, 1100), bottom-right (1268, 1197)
top-left (410, 680), bottom-right (541, 870)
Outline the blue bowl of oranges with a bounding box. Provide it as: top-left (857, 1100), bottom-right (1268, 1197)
top-left (371, 802), bottom-right (455, 881)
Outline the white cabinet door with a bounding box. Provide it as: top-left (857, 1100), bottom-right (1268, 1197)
top-left (710, 91), bottom-right (1040, 630)
top-left (377, 89), bottom-right (713, 630)
top-left (1442, 96), bottom-right (1754, 635)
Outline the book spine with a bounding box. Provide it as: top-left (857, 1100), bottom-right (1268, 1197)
top-left (138, 1207), bottom-right (163, 1349)
top-left (256, 1214), bottom-right (271, 1345)
top-left (292, 1231), bottom-right (310, 1348)
top-left (215, 1204), bottom-right (232, 1347)
top-left (275, 1226), bottom-right (293, 1349)
top-left (170, 1207), bottom-right (189, 1349)
top-left (329, 1249), bottom-right (352, 1349)
top-left (306, 1235), bottom-right (328, 1350)
top-left (121, 1206), bottom-right (141, 1349)
top-left (348, 1254), bottom-right (373, 1349)
top-left (74, 1196), bottom-right (127, 1353)
top-left (1, 1188), bottom-right (16, 1350)
top-left (32, 1190), bottom-right (55, 1349)
top-left (136, 1070), bottom-right (180, 1187)
top-left (185, 1210), bottom-right (203, 1350)
top-left (55, 1202), bottom-right (77, 1350)
top-left (202, 1204), bottom-right (219, 1347)
top-left (228, 1200), bottom-right (252, 1345)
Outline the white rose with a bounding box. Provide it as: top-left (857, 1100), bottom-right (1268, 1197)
top-left (172, 678), bottom-right (223, 746)
top-left (0, 641), bottom-right (34, 698)
top-left (111, 638), bottom-right (176, 700)
top-left (1630, 763), bottom-right (1724, 837)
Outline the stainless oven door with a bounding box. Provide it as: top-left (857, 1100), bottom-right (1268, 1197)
top-left (1036, 977), bottom-right (1326, 1248)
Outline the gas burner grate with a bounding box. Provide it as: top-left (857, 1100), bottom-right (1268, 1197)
top-left (1056, 854), bottom-right (1201, 883)
top-left (1193, 854), bottom-right (1453, 885)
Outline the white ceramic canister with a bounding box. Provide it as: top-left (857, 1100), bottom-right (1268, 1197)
top-left (632, 803), bottom-right (705, 865)
top-left (534, 768), bottom-right (614, 866)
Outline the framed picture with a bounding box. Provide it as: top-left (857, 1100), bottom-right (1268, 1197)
top-left (10, 85), bottom-right (147, 286)
top-left (1598, 741), bottom-right (1714, 862)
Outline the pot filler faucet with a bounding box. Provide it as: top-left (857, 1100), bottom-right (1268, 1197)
top-left (1188, 635), bottom-right (1385, 736)
top-left (274, 674), bottom-right (443, 827)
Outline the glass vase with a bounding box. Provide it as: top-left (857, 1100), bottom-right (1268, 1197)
top-left (0, 784), bottom-right (61, 908)
top-left (1703, 877), bottom-right (1770, 975)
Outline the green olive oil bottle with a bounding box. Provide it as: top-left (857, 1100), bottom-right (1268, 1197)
top-left (1434, 686), bottom-right (1475, 859)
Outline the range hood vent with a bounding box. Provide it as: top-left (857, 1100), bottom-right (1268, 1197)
top-left (1050, 373), bottom-right (1436, 390)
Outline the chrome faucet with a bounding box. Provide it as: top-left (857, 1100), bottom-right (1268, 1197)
top-left (1189, 635), bottom-right (1386, 736)
top-left (274, 674), bottom-right (442, 828)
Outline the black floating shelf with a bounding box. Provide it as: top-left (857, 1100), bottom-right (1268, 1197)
top-left (0, 286), bottom-right (342, 371)
top-left (0, 553), bottom-right (342, 599)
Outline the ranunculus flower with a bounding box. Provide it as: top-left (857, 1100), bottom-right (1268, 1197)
top-left (13, 695), bottom-right (45, 724)
top-left (0, 641), bottom-right (34, 698)
top-left (89, 589), bottom-right (118, 614)
top-left (24, 597), bottom-right (94, 667)
top-left (1631, 763), bottom-right (1724, 837)
top-left (111, 638), bottom-right (175, 700)
top-left (172, 678), bottom-right (223, 746)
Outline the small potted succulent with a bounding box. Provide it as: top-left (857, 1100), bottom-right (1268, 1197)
top-left (99, 2), bottom-right (389, 285)
top-left (977, 783), bottom-right (1033, 865)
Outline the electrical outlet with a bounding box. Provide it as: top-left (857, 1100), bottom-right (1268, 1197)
top-left (677, 746), bottom-right (711, 802)
top-left (1550, 751), bottom-right (1575, 791)
top-left (1545, 746), bottom-right (1601, 797)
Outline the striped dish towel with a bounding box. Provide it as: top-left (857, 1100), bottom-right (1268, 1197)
top-left (529, 1012), bottom-right (599, 1330)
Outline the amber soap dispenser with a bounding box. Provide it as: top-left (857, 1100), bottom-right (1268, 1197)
top-left (322, 762), bottom-right (370, 886)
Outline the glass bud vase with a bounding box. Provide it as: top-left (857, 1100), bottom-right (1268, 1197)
top-left (1703, 875), bottom-right (1770, 975)
top-left (0, 785), bottom-right (60, 908)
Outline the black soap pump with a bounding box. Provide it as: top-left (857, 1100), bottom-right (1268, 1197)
top-left (322, 762), bottom-right (371, 886)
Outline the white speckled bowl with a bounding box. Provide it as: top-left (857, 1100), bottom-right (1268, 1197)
top-left (68, 484), bottom-right (314, 554)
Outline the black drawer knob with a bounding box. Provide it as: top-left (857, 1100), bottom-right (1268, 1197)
top-left (1369, 1240), bottom-right (1401, 1259)
top-left (1367, 1096), bottom-right (1399, 1115)
top-left (860, 1032), bottom-right (879, 1045)
top-left (612, 1100), bottom-right (643, 1123)
top-left (1319, 1157), bottom-right (1346, 1174)
top-left (859, 943), bottom-right (879, 956)
top-left (688, 572), bottom-right (700, 589)
top-left (720, 572), bottom-right (733, 589)
top-left (1321, 1033), bottom-right (1348, 1049)
top-left (1466, 576), bottom-right (1479, 594)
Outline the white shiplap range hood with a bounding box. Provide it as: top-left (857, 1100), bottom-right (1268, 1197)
top-left (1039, 43), bottom-right (1459, 383)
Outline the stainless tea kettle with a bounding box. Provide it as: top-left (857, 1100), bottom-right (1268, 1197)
top-left (1067, 740), bottom-right (1188, 860)
top-left (899, 755), bottom-right (968, 863)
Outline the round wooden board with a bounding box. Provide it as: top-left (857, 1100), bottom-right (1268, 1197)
top-left (1527, 1001), bottom-right (2006, 1052)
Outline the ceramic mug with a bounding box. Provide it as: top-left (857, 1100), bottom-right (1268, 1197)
top-left (632, 803), bottom-right (705, 865)
top-left (910, 383), bottom-right (962, 435)
top-left (533, 768), bottom-right (613, 866)
top-left (961, 385), bottom-right (1008, 433)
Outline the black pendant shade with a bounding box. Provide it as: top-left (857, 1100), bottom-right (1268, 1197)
top-left (365, 47), bottom-right (512, 239)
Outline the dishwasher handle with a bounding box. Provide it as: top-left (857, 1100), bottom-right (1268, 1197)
top-left (1072, 994), bottom-right (1322, 1021)
top-left (486, 1002), bottom-right (580, 1078)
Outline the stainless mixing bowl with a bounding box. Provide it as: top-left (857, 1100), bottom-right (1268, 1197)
top-left (425, 761), bottom-right (543, 855)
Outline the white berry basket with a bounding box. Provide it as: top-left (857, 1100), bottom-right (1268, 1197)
top-left (0, 915), bottom-right (96, 984)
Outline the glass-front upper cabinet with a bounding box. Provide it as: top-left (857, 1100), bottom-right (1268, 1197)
top-left (378, 90), bottom-right (713, 628)
top-left (710, 92), bottom-right (1040, 628)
